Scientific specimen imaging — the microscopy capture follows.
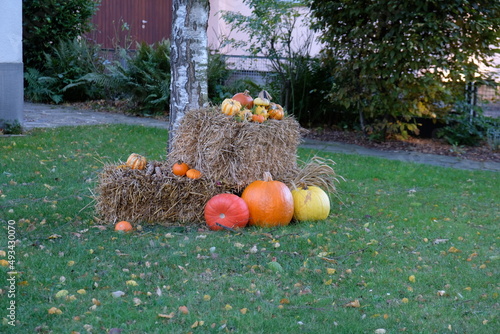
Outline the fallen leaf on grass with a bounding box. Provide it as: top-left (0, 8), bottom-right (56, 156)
top-left (344, 299), bottom-right (361, 308)
top-left (179, 306), bottom-right (189, 314)
top-left (112, 291), bottom-right (125, 298)
top-left (158, 312), bottom-right (175, 319)
top-left (48, 307), bottom-right (63, 315)
top-left (0, 259), bottom-right (9, 266)
top-left (55, 290), bottom-right (69, 299)
top-left (126, 280), bottom-right (138, 286)
top-left (191, 321), bottom-right (204, 328)
top-left (448, 246), bottom-right (461, 253)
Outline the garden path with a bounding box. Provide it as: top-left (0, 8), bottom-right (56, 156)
top-left (21, 102), bottom-right (500, 172)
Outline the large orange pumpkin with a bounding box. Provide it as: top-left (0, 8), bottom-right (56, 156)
top-left (241, 172), bottom-right (294, 227)
top-left (204, 194), bottom-right (249, 231)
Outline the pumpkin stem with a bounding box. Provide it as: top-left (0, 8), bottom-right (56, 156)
top-left (263, 171), bottom-right (273, 182)
top-left (243, 89), bottom-right (250, 96)
top-left (258, 90), bottom-right (272, 101)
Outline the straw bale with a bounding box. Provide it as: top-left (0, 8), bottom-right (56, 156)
top-left (95, 162), bottom-right (235, 225)
top-left (167, 107), bottom-right (303, 190)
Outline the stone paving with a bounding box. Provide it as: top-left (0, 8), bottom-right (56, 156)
top-left (21, 102), bottom-right (500, 172)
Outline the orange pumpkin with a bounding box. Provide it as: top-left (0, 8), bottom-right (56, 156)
top-left (268, 103), bottom-right (284, 120)
top-left (232, 90), bottom-right (254, 109)
top-left (115, 221), bottom-right (133, 232)
top-left (241, 172), bottom-right (294, 227)
top-left (251, 114), bottom-right (265, 123)
top-left (172, 161), bottom-right (189, 176)
top-left (186, 168), bottom-right (202, 179)
top-left (204, 194), bottom-right (249, 231)
top-left (126, 153), bottom-right (147, 170)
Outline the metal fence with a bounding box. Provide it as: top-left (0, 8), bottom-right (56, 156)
top-left (221, 55), bottom-right (280, 86)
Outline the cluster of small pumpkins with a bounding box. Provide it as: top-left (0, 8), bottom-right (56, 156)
top-left (221, 90), bottom-right (285, 123)
top-left (204, 172), bottom-right (330, 231)
top-left (171, 161), bottom-right (202, 179)
top-left (121, 154), bottom-right (202, 180)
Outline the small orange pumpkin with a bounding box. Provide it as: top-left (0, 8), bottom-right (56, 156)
top-left (221, 99), bottom-right (242, 116)
top-left (268, 103), bottom-right (284, 120)
top-left (115, 221), bottom-right (133, 232)
top-left (186, 168), bottom-right (202, 179)
top-left (241, 172), bottom-right (294, 227)
top-left (126, 153), bottom-right (147, 170)
top-left (251, 114), bottom-right (265, 123)
top-left (172, 161), bottom-right (189, 176)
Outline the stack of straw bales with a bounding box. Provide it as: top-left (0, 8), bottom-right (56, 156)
top-left (95, 107), bottom-right (339, 225)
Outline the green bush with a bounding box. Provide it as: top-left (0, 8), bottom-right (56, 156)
top-left (23, 0), bottom-right (97, 70)
top-left (438, 106), bottom-right (499, 146)
top-left (24, 38), bottom-right (106, 103)
top-left (75, 40), bottom-right (171, 115)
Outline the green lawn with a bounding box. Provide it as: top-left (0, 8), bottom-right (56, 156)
top-left (1, 125), bottom-right (498, 333)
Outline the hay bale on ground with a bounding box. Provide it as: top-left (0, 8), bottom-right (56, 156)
top-left (167, 107), bottom-right (303, 189)
top-left (95, 162), bottom-right (235, 225)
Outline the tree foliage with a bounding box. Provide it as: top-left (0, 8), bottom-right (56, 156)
top-left (23, 0), bottom-right (98, 69)
top-left (309, 0), bottom-right (500, 138)
top-left (220, 0), bottom-right (318, 116)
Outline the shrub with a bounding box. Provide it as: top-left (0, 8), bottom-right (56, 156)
top-left (23, 0), bottom-right (98, 70)
top-left (24, 38), bottom-right (106, 103)
top-left (438, 107), bottom-right (499, 146)
top-left (74, 40), bottom-right (171, 115)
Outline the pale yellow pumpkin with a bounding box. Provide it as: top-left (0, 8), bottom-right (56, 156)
top-left (126, 153), bottom-right (147, 170)
top-left (291, 186), bottom-right (330, 221)
top-left (221, 99), bottom-right (242, 116)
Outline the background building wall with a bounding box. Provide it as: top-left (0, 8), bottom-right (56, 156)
top-left (0, 0), bottom-right (23, 129)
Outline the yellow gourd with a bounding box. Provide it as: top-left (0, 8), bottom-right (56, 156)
top-left (291, 186), bottom-right (330, 221)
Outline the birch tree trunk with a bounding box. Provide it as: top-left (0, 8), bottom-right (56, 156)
top-left (168, 0), bottom-right (210, 153)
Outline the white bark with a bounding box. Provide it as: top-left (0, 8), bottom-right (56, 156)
top-left (169, 0), bottom-right (210, 153)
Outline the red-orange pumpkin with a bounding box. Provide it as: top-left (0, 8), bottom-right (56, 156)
top-left (115, 221), bottom-right (133, 232)
top-left (232, 90), bottom-right (254, 109)
top-left (241, 172), bottom-right (294, 227)
top-left (204, 194), bottom-right (249, 231)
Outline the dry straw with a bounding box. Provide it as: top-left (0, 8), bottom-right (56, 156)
top-left (167, 107), bottom-right (303, 189)
top-left (95, 107), bottom-right (342, 225)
